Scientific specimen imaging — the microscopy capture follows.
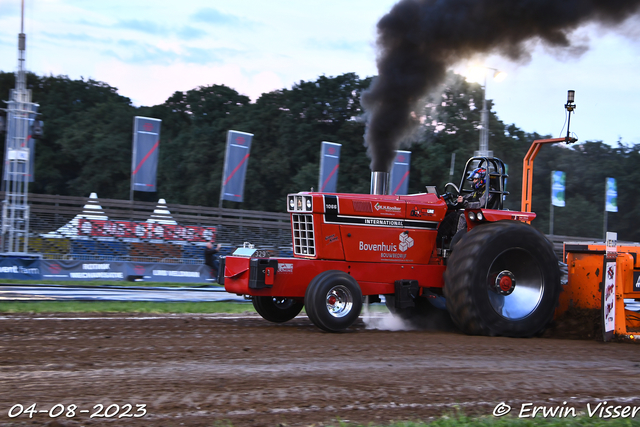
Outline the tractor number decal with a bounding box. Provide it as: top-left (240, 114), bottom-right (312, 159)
top-left (324, 195), bottom-right (339, 214)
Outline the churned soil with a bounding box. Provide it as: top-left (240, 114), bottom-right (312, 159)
top-left (1, 312), bottom-right (639, 427)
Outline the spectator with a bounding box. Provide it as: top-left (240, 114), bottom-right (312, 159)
top-left (204, 242), bottom-right (222, 280)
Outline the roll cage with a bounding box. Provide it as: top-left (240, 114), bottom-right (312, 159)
top-left (458, 156), bottom-right (509, 210)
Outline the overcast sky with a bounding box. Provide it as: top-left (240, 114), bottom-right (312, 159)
top-left (1, 0), bottom-right (640, 147)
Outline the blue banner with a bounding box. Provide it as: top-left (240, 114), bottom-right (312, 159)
top-left (390, 151), bottom-right (411, 195)
top-left (131, 117), bottom-right (161, 192)
top-left (606, 177), bottom-right (617, 212)
top-left (551, 171), bottom-right (566, 207)
top-left (221, 130), bottom-right (253, 202)
top-left (38, 259), bottom-right (210, 283)
top-left (318, 141), bottom-right (341, 192)
top-left (0, 257), bottom-right (41, 280)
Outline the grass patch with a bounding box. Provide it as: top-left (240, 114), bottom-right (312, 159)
top-left (0, 300), bottom-right (253, 314)
top-left (328, 413), bottom-right (640, 427)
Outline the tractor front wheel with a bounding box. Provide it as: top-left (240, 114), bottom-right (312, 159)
top-left (252, 296), bottom-right (304, 323)
top-left (444, 220), bottom-right (560, 337)
top-left (305, 270), bottom-right (363, 332)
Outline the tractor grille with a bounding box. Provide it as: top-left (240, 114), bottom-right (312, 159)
top-left (292, 214), bottom-right (315, 256)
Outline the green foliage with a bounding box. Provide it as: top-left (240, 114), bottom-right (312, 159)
top-left (1, 70), bottom-right (637, 241)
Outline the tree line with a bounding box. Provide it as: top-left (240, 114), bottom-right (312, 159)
top-left (0, 71), bottom-right (636, 241)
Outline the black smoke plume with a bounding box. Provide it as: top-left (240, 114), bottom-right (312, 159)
top-left (362, 0), bottom-right (640, 172)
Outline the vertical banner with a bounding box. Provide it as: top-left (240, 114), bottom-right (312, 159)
top-left (551, 171), bottom-right (566, 207)
top-left (390, 150), bottom-right (411, 195)
top-left (605, 177), bottom-right (617, 212)
top-left (318, 141), bottom-right (341, 193)
top-left (602, 231), bottom-right (618, 342)
top-left (220, 130), bottom-right (253, 203)
top-left (131, 116), bottom-right (161, 193)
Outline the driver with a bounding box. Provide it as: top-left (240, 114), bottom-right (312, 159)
top-left (456, 168), bottom-right (494, 231)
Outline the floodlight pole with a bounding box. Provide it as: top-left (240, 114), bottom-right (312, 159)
top-left (1, 0), bottom-right (37, 255)
top-left (476, 73), bottom-right (491, 157)
top-left (474, 67), bottom-right (503, 157)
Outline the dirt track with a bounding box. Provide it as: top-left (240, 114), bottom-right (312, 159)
top-left (1, 312), bottom-right (640, 427)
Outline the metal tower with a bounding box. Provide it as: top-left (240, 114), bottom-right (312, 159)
top-left (1, 0), bottom-right (38, 255)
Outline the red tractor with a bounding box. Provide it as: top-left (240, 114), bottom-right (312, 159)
top-left (221, 136), bottom-right (569, 337)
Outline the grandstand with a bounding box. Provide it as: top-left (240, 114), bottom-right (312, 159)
top-left (3, 192), bottom-right (293, 263)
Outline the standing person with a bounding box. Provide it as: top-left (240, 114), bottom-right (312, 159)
top-left (204, 242), bottom-right (222, 280)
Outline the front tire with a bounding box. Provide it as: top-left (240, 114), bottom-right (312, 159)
top-left (252, 296), bottom-right (304, 323)
top-left (305, 270), bottom-right (363, 332)
top-left (444, 220), bottom-right (560, 337)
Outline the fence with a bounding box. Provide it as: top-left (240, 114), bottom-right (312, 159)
top-left (1, 192), bottom-right (293, 262)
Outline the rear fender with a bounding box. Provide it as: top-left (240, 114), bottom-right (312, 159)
top-left (465, 209), bottom-right (536, 230)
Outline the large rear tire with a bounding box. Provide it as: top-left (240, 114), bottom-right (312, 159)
top-left (305, 270), bottom-right (363, 332)
top-left (252, 296), bottom-right (304, 323)
top-left (444, 220), bottom-right (560, 337)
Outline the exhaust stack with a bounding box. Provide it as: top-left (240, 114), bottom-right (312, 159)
top-left (370, 171), bottom-right (390, 195)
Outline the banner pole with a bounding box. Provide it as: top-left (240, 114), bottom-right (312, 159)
top-left (131, 116), bottom-right (135, 204)
top-left (219, 131), bottom-right (231, 211)
top-left (603, 177), bottom-right (607, 240)
top-left (549, 171), bottom-right (553, 236)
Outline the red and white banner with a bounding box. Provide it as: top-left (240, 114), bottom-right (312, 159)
top-left (78, 219), bottom-right (216, 242)
top-left (132, 116), bottom-right (161, 192)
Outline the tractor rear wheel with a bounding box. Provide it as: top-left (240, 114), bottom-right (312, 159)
top-left (252, 296), bottom-right (304, 323)
top-left (305, 270), bottom-right (363, 332)
top-left (444, 220), bottom-right (560, 337)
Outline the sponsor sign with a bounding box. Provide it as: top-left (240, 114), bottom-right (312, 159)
top-left (39, 260), bottom-right (209, 283)
top-left (221, 130), bottom-right (253, 202)
top-left (410, 206), bottom-right (435, 217)
top-left (77, 219), bottom-right (216, 242)
top-left (0, 257), bottom-right (41, 280)
top-left (40, 260), bottom-right (127, 280)
top-left (603, 261), bottom-right (616, 337)
top-left (390, 150), bottom-right (411, 195)
top-left (374, 202), bottom-right (402, 214)
top-left (131, 263), bottom-right (209, 282)
top-left (358, 232), bottom-right (415, 261)
top-left (278, 263), bottom-right (293, 274)
top-left (605, 231), bottom-right (617, 260)
top-left (319, 141), bottom-right (341, 192)
top-left (131, 117), bottom-right (161, 192)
